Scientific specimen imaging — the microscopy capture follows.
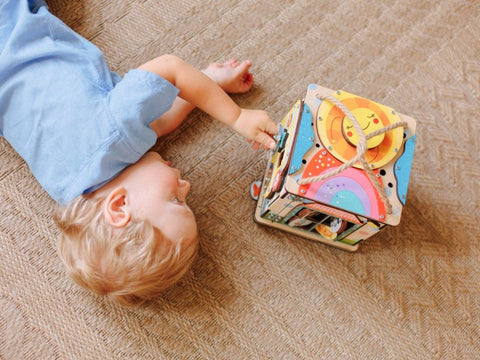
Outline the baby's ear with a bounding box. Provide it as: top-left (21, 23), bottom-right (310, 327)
top-left (103, 187), bottom-right (131, 228)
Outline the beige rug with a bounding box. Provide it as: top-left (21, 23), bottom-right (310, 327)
top-left (1, 0), bottom-right (479, 358)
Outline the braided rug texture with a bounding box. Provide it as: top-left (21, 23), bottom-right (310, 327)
top-left (1, 0), bottom-right (479, 359)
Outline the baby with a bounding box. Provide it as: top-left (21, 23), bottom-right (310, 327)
top-left (55, 58), bottom-right (276, 306)
top-left (1, 1), bottom-right (278, 305)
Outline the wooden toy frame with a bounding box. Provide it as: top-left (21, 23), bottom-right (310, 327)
top-left (254, 84), bottom-right (417, 251)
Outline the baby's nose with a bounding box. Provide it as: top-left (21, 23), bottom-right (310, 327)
top-left (178, 179), bottom-right (191, 197)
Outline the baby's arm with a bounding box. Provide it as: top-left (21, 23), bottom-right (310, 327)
top-left (138, 55), bottom-right (278, 149)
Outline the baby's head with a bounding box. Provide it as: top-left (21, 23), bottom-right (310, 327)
top-left (55, 152), bottom-right (198, 306)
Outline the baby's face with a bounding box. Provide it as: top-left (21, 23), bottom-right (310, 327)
top-left (123, 152), bottom-right (198, 247)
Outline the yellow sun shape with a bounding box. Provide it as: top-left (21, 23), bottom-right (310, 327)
top-left (316, 90), bottom-right (404, 169)
top-left (341, 107), bottom-right (385, 149)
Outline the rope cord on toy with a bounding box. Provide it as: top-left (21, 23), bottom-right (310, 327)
top-left (296, 93), bottom-right (408, 214)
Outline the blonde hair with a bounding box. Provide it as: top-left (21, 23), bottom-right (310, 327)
top-left (54, 193), bottom-right (198, 306)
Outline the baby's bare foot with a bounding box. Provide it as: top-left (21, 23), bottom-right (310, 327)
top-left (203, 59), bottom-right (254, 94)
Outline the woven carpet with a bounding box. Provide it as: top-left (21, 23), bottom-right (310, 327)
top-left (1, 0), bottom-right (479, 359)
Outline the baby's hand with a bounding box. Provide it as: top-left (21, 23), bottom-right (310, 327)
top-left (203, 59), bottom-right (254, 94)
top-left (232, 109), bottom-right (278, 150)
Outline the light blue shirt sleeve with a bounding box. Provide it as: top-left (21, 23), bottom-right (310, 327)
top-left (74, 69), bottom-right (179, 199)
top-left (107, 69), bottom-right (178, 156)
top-left (0, 0), bottom-right (179, 203)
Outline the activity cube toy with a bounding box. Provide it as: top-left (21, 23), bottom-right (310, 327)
top-left (254, 84), bottom-right (417, 251)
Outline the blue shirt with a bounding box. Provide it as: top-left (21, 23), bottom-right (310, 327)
top-left (0, 0), bottom-right (179, 203)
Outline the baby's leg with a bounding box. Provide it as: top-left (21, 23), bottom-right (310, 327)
top-left (150, 60), bottom-right (254, 138)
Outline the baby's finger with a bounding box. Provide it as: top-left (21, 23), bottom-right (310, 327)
top-left (248, 139), bottom-right (260, 150)
top-left (264, 119), bottom-right (279, 135)
top-left (234, 60), bottom-right (252, 78)
top-left (256, 131), bottom-right (277, 150)
top-left (242, 72), bottom-right (253, 87)
top-left (249, 141), bottom-right (260, 150)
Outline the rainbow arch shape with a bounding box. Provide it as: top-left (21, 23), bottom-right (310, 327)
top-left (298, 150), bottom-right (386, 220)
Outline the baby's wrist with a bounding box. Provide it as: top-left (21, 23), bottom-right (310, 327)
top-left (230, 107), bottom-right (244, 130)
